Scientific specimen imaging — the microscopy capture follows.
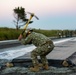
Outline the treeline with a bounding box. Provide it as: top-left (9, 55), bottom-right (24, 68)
top-left (0, 27), bottom-right (76, 41)
top-left (34, 29), bottom-right (76, 38)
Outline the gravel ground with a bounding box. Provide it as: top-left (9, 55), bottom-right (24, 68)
top-left (0, 66), bottom-right (76, 75)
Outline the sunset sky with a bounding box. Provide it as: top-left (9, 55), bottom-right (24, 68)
top-left (0, 0), bottom-right (76, 30)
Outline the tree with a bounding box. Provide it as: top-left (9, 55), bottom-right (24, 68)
top-left (13, 7), bottom-right (33, 30)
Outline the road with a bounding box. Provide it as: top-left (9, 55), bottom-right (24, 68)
top-left (0, 37), bottom-right (73, 59)
top-left (0, 37), bottom-right (76, 66)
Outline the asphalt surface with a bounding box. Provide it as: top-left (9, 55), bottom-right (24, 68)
top-left (0, 37), bottom-right (76, 66)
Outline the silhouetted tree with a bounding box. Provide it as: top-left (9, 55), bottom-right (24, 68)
top-left (13, 7), bottom-right (33, 30)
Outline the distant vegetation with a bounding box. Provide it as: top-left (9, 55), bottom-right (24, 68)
top-left (0, 27), bottom-right (76, 41)
top-left (0, 27), bottom-right (22, 40)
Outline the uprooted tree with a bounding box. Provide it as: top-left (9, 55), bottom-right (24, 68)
top-left (13, 7), bottom-right (33, 30)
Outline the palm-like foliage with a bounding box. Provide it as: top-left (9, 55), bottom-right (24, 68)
top-left (13, 7), bottom-right (33, 30)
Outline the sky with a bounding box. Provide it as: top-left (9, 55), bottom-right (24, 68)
top-left (0, 0), bottom-right (76, 30)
